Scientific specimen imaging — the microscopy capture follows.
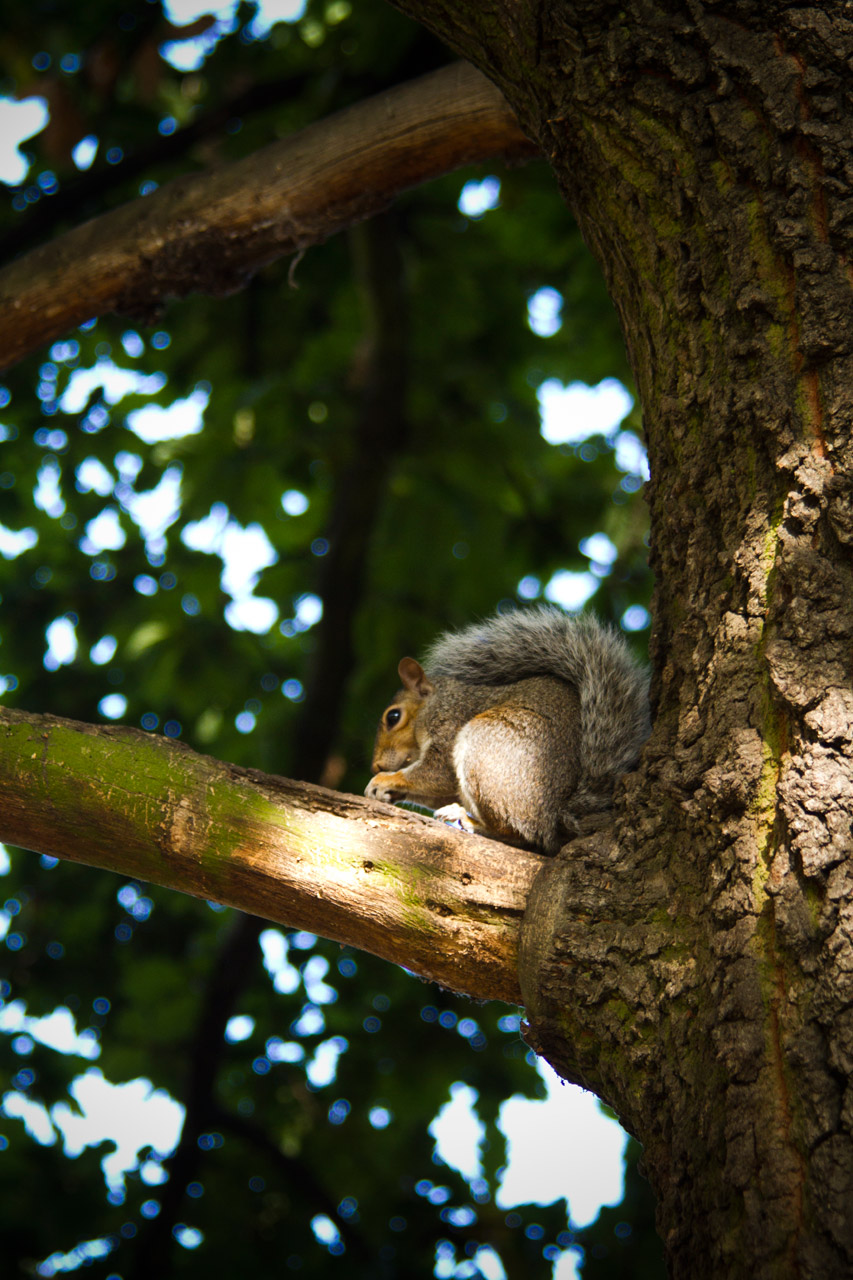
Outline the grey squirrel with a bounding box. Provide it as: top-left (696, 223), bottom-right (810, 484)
top-left (365, 605), bottom-right (650, 854)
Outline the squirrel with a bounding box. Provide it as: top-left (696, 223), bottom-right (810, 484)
top-left (364, 605), bottom-right (650, 854)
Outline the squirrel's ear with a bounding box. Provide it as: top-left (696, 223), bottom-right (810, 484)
top-left (398, 658), bottom-right (433, 697)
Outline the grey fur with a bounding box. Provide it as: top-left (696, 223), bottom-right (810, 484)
top-left (424, 606), bottom-right (651, 831)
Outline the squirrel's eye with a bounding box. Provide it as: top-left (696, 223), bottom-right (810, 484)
top-left (385, 708), bottom-right (402, 729)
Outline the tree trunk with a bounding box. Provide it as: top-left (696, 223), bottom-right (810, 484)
top-left (386, 2), bottom-right (853, 1276)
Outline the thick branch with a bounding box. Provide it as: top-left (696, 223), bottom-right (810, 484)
top-left (2, 70), bottom-right (322, 264)
top-left (0, 62), bottom-right (536, 372)
top-left (0, 706), bottom-right (541, 1004)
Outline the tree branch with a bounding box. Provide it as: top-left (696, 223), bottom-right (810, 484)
top-left (2, 70), bottom-right (321, 264)
top-left (0, 706), bottom-right (542, 1005)
top-left (0, 61), bottom-right (536, 372)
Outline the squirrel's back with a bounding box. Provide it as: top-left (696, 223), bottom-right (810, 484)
top-left (424, 606), bottom-right (650, 829)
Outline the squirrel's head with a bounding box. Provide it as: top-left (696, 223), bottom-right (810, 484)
top-left (370, 658), bottom-right (433, 773)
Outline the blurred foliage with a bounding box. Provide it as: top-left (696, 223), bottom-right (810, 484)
top-left (0, 1), bottom-right (660, 1278)
top-left (575, 1137), bottom-right (662, 1279)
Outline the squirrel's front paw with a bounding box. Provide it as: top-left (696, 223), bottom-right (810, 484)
top-left (433, 804), bottom-right (482, 835)
top-left (365, 772), bottom-right (406, 804)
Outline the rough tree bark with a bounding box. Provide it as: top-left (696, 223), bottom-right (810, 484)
top-left (376, 2), bottom-right (852, 1277)
top-left (3, 3), bottom-right (853, 1278)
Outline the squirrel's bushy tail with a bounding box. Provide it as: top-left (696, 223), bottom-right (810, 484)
top-left (424, 606), bottom-right (650, 826)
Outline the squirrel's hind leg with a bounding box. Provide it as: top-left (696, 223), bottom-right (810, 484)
top-left (433, 802), bottom-right (536, 850)
top-left (453, 707), bottom-right (567, 853)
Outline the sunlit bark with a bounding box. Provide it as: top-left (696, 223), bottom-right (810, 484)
top-left (0, 705), bottom-right (542, 1005)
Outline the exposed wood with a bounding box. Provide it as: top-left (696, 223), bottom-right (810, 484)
top-left (0, 62), bottom-right (536, 372)
top-left (0, 705), bottom-right (544, 1005)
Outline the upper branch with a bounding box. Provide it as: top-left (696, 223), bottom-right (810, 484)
top-left (0, 61), bottom-right (536, 372)
top-left (0, 706), bottom-right (542, 1005)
